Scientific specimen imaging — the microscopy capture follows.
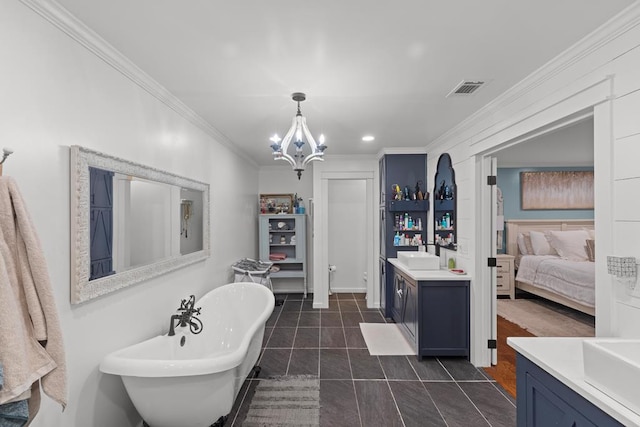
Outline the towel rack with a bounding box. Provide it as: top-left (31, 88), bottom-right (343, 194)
top-left (0, 147), bottom-right (13, 176)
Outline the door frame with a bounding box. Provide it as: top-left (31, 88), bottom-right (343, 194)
top-left (312, 165), bottom-right (377, 309)
top-left (474, 100), bottom-right (612, 365)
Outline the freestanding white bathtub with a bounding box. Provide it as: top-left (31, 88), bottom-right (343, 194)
top-left (100, 282), bottom-right (275, 427)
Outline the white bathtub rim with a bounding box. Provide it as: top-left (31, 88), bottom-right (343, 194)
top-left (99, 282), bottom-right (274, 378)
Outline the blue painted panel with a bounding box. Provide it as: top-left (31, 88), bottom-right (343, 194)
top-left (89, 167), bottom-right (115, 280)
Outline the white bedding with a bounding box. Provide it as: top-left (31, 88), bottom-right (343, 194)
top-left (516, 255), bottom-right (595, 307)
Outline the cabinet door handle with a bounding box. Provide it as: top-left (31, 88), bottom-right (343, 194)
top-left (497, 275), bottom-right (503, 279)
top-left (396, 289), bottom-right (403, 297)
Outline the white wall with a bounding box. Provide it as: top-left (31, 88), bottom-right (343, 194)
top-left (424, 3), bottom-right (640, 366)
top-left (328, 179), bottom-right (367, 293)
top-left (1, 2), bottom-right (258, 426)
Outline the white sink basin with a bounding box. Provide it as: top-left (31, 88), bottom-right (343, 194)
top-left (397, 251), bottom-right (440, 270)
top-left (583, 339), bottom-right (640, 414)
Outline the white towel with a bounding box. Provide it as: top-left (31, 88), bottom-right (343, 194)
top-left (0, 177), bottom-right (67, 419)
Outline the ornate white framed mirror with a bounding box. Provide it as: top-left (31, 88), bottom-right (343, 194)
top-left (70, 145), bottom-right (210, 304)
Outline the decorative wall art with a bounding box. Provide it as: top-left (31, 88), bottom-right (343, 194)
top-left (259, 193), bottom-right (294, 214)
top-left (520, 171), bottom-right (594, 210)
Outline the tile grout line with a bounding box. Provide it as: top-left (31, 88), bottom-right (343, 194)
top-left (452, 380), bottom-right (493, 427)
top-left (379, 356), bottom-right (408, 427)
top-left (284, 302), bottom-right (302, 375)
top-left (340, 295), bottom-right (364, 427)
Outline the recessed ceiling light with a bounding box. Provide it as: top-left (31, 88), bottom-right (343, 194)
top-left (362, 135), bottom-right (375, 142)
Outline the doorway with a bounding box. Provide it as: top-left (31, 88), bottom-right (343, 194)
top-left (327, 179), bottom-right (368, 294)
top-left (312, 168), bottom-right (376, 310)
top-left (479, 112), bottom-right (599, 396)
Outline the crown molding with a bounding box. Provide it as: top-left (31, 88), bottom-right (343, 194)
top-left (429, 1), bottom-right (640, 151)
top-left (19, 0), bottom-right (258, 168)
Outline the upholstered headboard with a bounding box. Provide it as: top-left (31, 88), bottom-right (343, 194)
top-left (505, 219), bottom-right (595, 258)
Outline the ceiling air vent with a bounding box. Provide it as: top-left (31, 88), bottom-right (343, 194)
top-left (446, 80), bottom-right (485, 97)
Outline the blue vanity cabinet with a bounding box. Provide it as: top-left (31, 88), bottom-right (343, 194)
top-left (418, 280), bottom-right (469, 357)
top-left (379, 153), bottom-right (428, 318)
top-left (391, 268), bottom-right (418, 348)
top-left (379, 256), bottom-right (388, 314)
top-left (391, 268), bottom-right (469, 356)
top-left (391, 270), bottom-right (403, 324)
top-left (516, 354), bottom-right (623, 427)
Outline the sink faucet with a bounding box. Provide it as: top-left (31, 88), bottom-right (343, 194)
top-left (168, 295), bottom-right (203, 336)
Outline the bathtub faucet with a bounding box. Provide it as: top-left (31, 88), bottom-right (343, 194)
top-left (168, 295), bottom-right (203, 336)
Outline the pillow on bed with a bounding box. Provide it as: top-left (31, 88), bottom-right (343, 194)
top-left (529, 230), bottom-right (558, 256)
top-left (547, 229), bottom-right (590, 261)
top-left (517, 233), bottom-right (534, 255)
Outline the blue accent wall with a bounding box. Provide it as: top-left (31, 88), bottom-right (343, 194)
top-left (497, 167), bottom-right (594, 220)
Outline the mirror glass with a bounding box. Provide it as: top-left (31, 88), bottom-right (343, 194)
top-left (71, 146), bottom-right (210, 304)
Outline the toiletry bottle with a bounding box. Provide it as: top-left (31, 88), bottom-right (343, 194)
top-left (404, 213), bottom-right (408, 230)
top-left (394, 232), bottom-right (400, 246)
top-left (408, 216), bottom-right (413, 230)
top-left (417, 218), bottom-right (422, 230)
top-left (448, 257), bottom-right (456, 269)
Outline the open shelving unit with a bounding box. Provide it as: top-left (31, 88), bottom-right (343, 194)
top-left (258, 214), bottom-right (307, 297)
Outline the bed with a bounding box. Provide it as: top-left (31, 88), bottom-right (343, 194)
top-left (505, 219), bottom-right (595, 316)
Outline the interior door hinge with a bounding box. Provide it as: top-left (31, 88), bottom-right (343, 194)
top-left (488, 339), bottom-right (497, 349)
top-left (487, 175), bottom-right (497, 185)
top-left (488, 257), bottom-right (497, 267)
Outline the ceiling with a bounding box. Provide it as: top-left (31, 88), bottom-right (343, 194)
top-left (55, 0), bottom-right (633, 166)
top-left (494, 117), bottom-right (594, 168)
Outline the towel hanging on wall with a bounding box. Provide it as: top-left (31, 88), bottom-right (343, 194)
top-left (0, 176), bottom-right (67, 422)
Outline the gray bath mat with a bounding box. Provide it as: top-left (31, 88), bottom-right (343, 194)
top-left (242, 375), bottom-right (320, 426)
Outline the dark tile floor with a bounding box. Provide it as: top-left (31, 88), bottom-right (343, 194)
top-left (226, 292), bottom-right (516, 427)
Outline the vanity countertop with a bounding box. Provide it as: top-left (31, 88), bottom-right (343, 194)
top-left (508, 337), bottom-right (640, 427)
top-left (388, 258), bottom-right (472, 281)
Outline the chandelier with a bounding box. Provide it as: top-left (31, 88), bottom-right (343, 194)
top-left (270, 92), bottom-right (327, 179)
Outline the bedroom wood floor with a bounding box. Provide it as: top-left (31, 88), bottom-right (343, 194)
top-left (484, 293), bottom-right (595, 398)
top-left (483, 315), bottom-right (534, 398)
